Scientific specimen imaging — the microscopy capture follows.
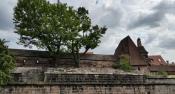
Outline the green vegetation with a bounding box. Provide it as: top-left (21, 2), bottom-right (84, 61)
top-left (145, 71), bottom-right (168, 78)
top-left (157, 71), bottom-right (168, 77)
top-left (0, 39), bottom-right (15, 85)
top-left (113, 55), bottom-right (132, 72)
top-left (14, 0), bottom-right (107, 67)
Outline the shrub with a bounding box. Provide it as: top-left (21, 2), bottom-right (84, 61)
top-left (0, 39), bottom-right (15, 85)
top-left (113, 54), bottom-right (132, 72)
top-left (157, 71), bottom-right (168, 77)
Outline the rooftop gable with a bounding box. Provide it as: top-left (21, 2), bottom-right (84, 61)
top-left (114, 36), bottom-right (148, 66)
top-left (149, 55), bottom-right (166, 65)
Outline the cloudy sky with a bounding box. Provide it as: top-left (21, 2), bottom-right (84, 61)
top-left (0, 0), bottom-right (175, 62)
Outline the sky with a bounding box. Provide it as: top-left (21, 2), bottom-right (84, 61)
top-left (0, 0), bottom-right (175, 62)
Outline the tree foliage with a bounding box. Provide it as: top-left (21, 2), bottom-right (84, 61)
top-left (14, 0), bottom-right (107, 67)
top-left (0, 39), bottom-right (15, 85)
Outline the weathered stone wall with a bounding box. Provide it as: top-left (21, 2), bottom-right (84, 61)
top-left (4, 49), bottom-right (175, 94)
top-left (2, 82), bottom-right (175, 94)
top-left (1, 70), bottom-right (175, 94)
top-left (10, 49), bottom-right (148, 74)
top-left (10, 49), bottom-right (115, 68)
top-left (133, 66), bottom-right (150, 74)
top-left (0, 85), bottom-right (151, 94)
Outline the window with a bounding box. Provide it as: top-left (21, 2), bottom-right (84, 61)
top-left (158, 59), bottom-right (161, 62)
top-left (138, 67), bottom-right (140, 71)
top-left (11, 73), bottom-right (23, 82)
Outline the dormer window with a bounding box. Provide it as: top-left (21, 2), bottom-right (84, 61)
top-left (36, 60), bottom-right (39, 63)
top-left (158, 59), bottom-right (161, 62)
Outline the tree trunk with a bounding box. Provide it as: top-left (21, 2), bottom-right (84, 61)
top-left (72, 51), bottom-right (80, 67)
top-left (76, 51), bottom-right (80, 67)
top-left (71, 40), bottom-right (80, 67)
top-left (83, 48), bottom-right (89, 54)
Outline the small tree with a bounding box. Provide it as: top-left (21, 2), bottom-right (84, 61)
top-left (113, 55), bottom-right (132, 72)
top-left (14, 0), bottom-right (107, 67)
top-left (0, 39), bottom-right (15, 85)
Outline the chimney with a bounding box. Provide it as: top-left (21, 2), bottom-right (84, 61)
top-left (166, 60), bottom-right (169, 64)
top-left (137, 38), bottom-right (142, 47)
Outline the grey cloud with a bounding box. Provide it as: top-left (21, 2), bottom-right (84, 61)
top-left (128, 11), bottom-right (163, 29)
top-left (0, 10), bottom-right (14, 31)
top-left (48, 0), bottom-right (123, 28)
top-left (97, 7), bottom-right (123, 28)
top-left (159, 37), bottom-right (175, 49)
top-left (145, 34), bottom-right (157, 44)
top-left (128, 0), bottom-right (175, 30)
top-left (153, 1), bottom-right (175, 14)
top-left (0, 0), bottom-right (17, 31)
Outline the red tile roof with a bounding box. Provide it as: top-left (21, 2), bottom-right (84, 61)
top-left (149, 55), bottom-right (166, 65)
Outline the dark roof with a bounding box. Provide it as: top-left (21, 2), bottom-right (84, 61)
top-left (149, 65), bottom-right (175, 72)
top-left (9, 49), bottom-right (49, 57)
top-left (149, 55), bottom-right (166, 65)
top-left (114, 36), bottom-right (148, 66)
top-left (137, 46), bottom-right (148, 54)
top-left (9, 49), bottom-right (116, 61)
top-left (137, 38), bottom-right (148, 54)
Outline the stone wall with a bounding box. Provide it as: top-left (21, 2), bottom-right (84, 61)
top-left (10, 49), bottom-right (148, 73)
top-left (10, 49), bottom-right (115, 68)
top-left (4, 49), bottom-right (175, 94)
top-left (2, 85), bottom-right (175, 94)
top-left (1, 67), bottom-right (175, 94)
top-left (0, 85), bottom-right (150, 94)
top-left (1, 77), bottom-right (175, 94)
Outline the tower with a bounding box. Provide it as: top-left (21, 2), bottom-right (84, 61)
top-left (137, 38), bottom-right (150, 64)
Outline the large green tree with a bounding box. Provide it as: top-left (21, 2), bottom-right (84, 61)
top-left (65, 7), bottom-right (106, 66)
top-left (0, 39), bottom-right (15, 85)
top-left (14, 0), bottom-right (107, 67)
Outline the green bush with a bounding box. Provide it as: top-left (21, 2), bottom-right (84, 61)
top-left (113, 54), bottom-right (132, 72)
top-left (0, 39), bottom-right (15, 85)
top-left (112, 63), bottom-right (118, 69)
top-left (157, 71), bottom-right (168, 77)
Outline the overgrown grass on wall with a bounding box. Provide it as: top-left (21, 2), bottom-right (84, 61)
top-left (112, 54), bottom-right (132, 72)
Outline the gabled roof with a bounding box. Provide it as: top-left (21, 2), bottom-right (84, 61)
top-left (137, 46), bottom-right (148, 54)
top-left (149, 55), bottom-right (166, 65)
top-left (114, 36), bottom-right (148, 66)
